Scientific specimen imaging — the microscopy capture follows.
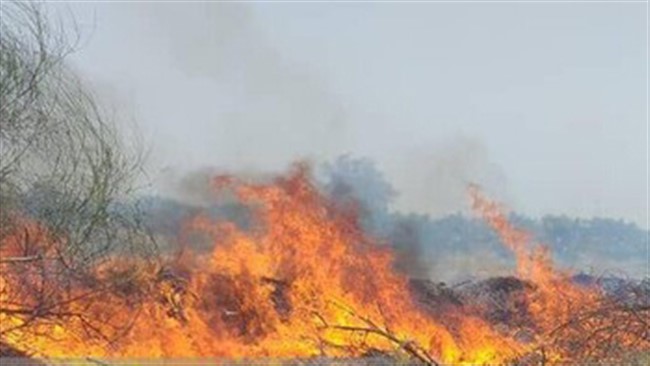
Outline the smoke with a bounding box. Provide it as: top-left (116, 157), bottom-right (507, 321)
top-left (154, 145), bottom-right (509, 280)
top-left (138, 2), bottom-right (348, 171)
top-left (321, 137), bottom-right (513, 281)
top-left (318, 156), bottom-right (430, 278)
top-left (120, 2), bottom-right (635, 280)
top-left (387, 135), bottom-right (509, 218)
top-left (147, 153), bottom-right (647, 282)
top-left (159, 166), bottom-right (279, 207)
top-left (153, 157), bottom-right (426, 278)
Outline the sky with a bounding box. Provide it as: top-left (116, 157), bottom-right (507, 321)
top-left (51, 1), bottom-right (647, 228)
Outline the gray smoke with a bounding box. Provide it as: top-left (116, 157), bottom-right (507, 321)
top-left (386, 135), bottom-right (509, 219)
top-left (138, 2), bottom-right (348, 172)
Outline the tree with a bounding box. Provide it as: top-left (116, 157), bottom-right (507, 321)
top-left (0, 2), bottom-right (157, 353)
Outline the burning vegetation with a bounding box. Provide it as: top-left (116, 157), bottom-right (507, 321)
top-left (1, 165), bottom-right (648, 365)
top-left (1, 3), bottom-right (648, 365)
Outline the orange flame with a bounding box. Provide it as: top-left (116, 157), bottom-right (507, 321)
top-left (1, 168), bottom-right (646, 364)
top-left (468, 185), bottom-right (647, 362)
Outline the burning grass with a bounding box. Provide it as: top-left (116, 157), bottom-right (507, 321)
top-left (1, 164), bottom-right (648, 364)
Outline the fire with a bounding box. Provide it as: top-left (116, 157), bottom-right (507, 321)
top-left (468, 185), bottom-right (648, 362)
top-left (1, 166), bottom-right (647, 364)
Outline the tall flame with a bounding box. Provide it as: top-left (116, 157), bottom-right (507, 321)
top-left (468, 185), bottom-right (647, 362)
top-left (1, 167), bottom-right (646, 364)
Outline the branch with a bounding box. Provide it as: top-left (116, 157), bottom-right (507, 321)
top-left (0, 255), bottom-right (42, 264)
top-left (320, 301), bottom-right (441, 366)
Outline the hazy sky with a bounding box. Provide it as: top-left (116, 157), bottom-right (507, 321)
top-left (55, 1), bottom-right (647, 227)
